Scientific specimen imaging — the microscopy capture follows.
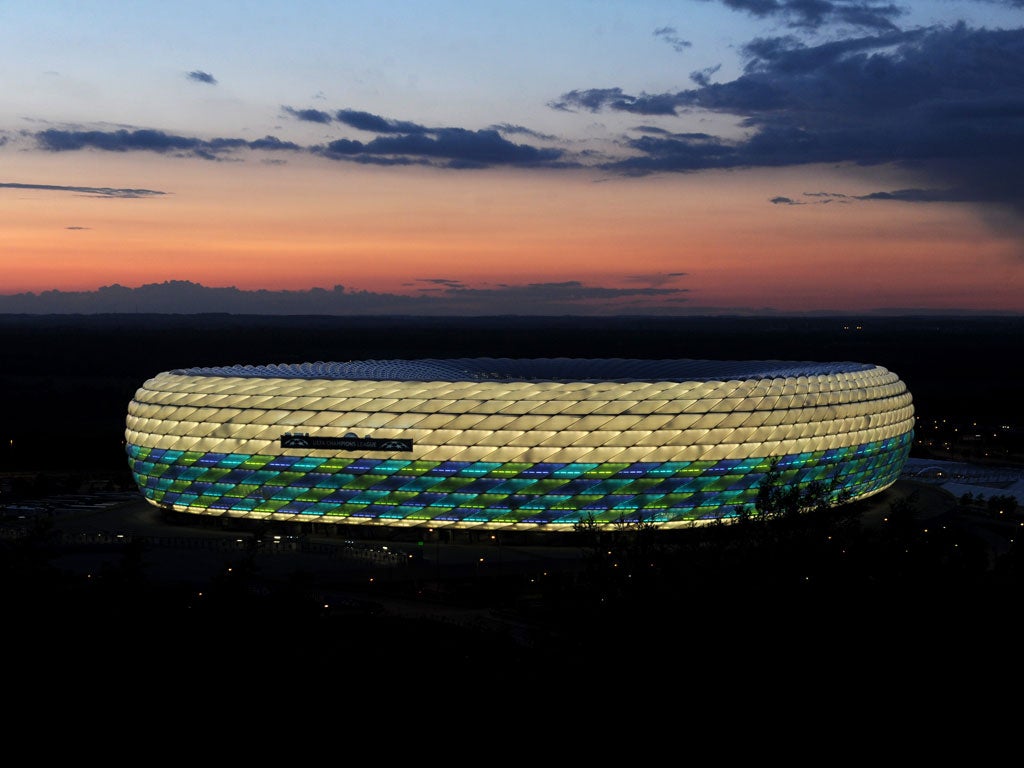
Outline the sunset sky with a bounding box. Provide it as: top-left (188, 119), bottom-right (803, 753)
top-left (2, 0), bottom-right (1023, 315)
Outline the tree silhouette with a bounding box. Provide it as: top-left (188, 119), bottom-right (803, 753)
top-left (748, 457), bottom-right (852, 523)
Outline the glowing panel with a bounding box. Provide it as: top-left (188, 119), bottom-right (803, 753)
top-left (125, 358), bottom-right (915, 530)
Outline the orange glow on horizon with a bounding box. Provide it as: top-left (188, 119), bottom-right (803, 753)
top-left (2, 154), bottom-right (1021, 313)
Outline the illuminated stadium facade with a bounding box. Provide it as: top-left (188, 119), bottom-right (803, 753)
top-left (125, 358), bottom-right (915, 531)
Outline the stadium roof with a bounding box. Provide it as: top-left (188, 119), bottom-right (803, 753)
top-left (174, 358), bottom-right (875, 383)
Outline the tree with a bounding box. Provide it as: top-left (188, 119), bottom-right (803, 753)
top-left (886, 489), bottom-right (920, 545)
top-left (751, 458), bottom-right (851, 522)
top-left (987, 494), bottom-right (1018, 518)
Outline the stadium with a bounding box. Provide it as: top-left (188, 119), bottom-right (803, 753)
top-left (125, 358), bottom-right (915, 532)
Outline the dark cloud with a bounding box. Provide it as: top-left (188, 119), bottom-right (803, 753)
top-left (37, 128), bottom-right (205, 153)
top-left (489, 123), bottom-right (558, 140)
top-left (690, 64), bottom-right (722, 87)
top-left (321, 138), bottom-right (363, 154)
top-left (432, 280), bottom-right (689, 306)
top-left (186, 70), bottom-right (217, 84)
top-left (371, 129), bottom-right (561, 166)
top-left (616, 133), bottom-right (739, 173)
top-left (558, 23), bottom-right (1024, 219)
top-left (248, 135), bottom-right (301, 151)
top-left (19, 111), bottom-right (573, 173)
top-left (33, 129), bottom-right (301, 160)
top-left (317, 138), bottom-right (425, 166)
top-left (317, 127), bottom-right (565, 168)
top-left (417, 278), bottom-right (467, 288)
top-left (630, 125), bottom-right (672, 135)
top-left (771, 187), bottom-right (986, 205)
top-left (300, 108), bottom-right (565, 168)
top-left (206, 137), bottom-right (248, 152)
top-left (654, 26), bottom-right (692, 52)
top-left (549, 88), bottom-right (682, 115)
top-left (632, 127), bottom-right (718, 141)
top-left (854, 188), bottom-right (938, 202)
top-left (0, 181), bottom-right (166, 198)
top-left (334, 109), bottom-right (429, 134)
top-left (282, 106), bottom-right (333, 124)
top-left (623, 272), bottom-right (689, 287)
top-left (65, 226), bottom-right (90, 230)
top-left (856, 187), bottom-right (989, 203)
top-left (711, 0), bottom-right (905, 32)
top-left (0, 279), bottom-right (690, 316)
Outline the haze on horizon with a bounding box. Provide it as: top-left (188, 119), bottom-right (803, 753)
top-left (2, 1), bottom-right (1023, 316)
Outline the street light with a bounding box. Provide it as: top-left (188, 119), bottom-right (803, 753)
top-left (490, 533), bottom-right (502, 570)
top-left (429, 527), bottom-right (440, 584)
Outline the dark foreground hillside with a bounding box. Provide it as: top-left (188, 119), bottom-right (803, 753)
top-left (4, 479), bottom-right (1023, 683)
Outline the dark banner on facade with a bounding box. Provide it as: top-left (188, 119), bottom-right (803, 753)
top-left (280, 433), bottom-right (413, 451)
